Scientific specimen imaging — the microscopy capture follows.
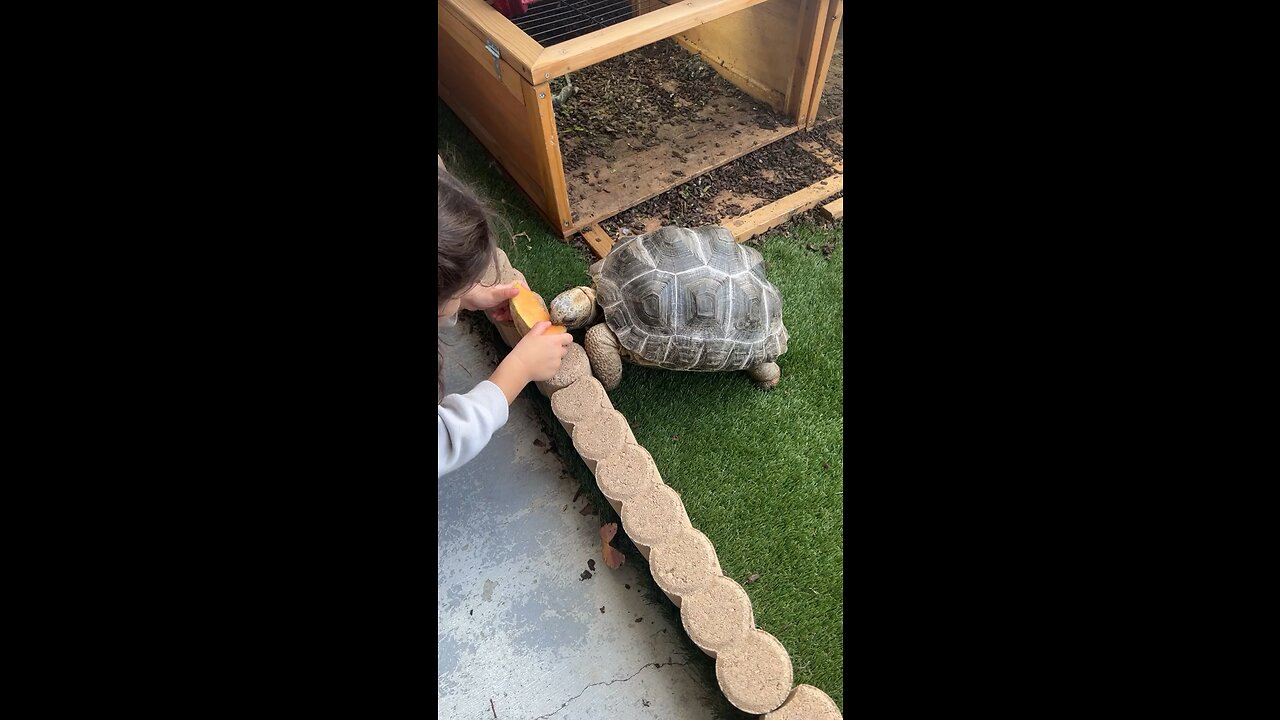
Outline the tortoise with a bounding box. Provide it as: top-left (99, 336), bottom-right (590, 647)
top-left (549, 225), bottom-right (788, 390)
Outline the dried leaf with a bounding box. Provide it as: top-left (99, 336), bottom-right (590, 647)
top-left (746, 573), bottom-right (761, 583)
top-left (603, 543), bottom-right (625, 570)
top-left (600, 522), bottom-right (625, 570)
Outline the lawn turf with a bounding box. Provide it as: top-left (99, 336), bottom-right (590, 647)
top-left (439, 99), bottom-right (844, 713)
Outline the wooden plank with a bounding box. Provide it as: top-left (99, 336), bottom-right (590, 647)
top-left (439, 22), bottom-right (557, 229)
top-left (441, 5), bottom-right (527, 103)
top-left (562, 121), bottom-right (800, 236)
top-left (785, 0), bottom-right (829, 127)
top-left (805, 0), bottom-right (843, 129)
top-left (820, 197), bottom-right (843, 220)
top-left (531, 0), bottom-right (773, 81)
top-left (580, 224), bottom-right (615, 259)
top-left (793, 138), bottom-right (843, 172)
top-left (723, 173), bottom-right (843, 242)
top-left (441, 0), bottom-right (544, 82)
top-left (672, 0), bottom-right (805, 114)
top-left (522, 81), bottom-right (574, 234)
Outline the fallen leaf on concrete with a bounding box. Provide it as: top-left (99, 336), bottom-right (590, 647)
top-left (600, 523), bottom-right (625, 570)
top-left (579, 502), bottom-right (598, 516)
top-left (746, 573), bottom-right (761, 583)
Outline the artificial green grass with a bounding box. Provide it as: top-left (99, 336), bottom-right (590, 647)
top-left (439, 99), bottom-right (844, 713)
top-left (605, 230), bottom-right (844, 711)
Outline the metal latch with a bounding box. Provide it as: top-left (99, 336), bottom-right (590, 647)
top-left (484, 40), bottom-right (501, 81)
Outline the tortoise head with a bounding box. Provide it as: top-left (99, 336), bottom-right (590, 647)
top-left (549, 286), bottom-right (598, 330)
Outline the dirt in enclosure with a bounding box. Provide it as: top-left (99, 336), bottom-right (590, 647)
top-left (553, 38), bottom-right (787, 175)
top-left (599, 131), bottom-right (838, 234)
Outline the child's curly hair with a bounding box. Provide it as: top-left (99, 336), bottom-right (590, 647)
top-left (438, 165), bottom-right (498, 401)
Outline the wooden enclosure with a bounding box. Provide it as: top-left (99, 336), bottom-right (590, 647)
top-left (438, 0), bottom-right (843, 241)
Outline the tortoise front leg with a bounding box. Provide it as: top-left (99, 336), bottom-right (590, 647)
top-left (585, 323), bottom-right (624, 390)
top-left (746, 362), bottom-right (781, 390)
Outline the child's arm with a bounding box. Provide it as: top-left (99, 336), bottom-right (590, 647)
top-left (438, 380), bottom-right (510, 478)
top-left (438, 322), bottom-right (572, 478)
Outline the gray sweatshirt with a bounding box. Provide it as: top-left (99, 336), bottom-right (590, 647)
top-left (438, 380), bottom-right (509, 478)
top-left (437, 311), bottom-right (510, 478)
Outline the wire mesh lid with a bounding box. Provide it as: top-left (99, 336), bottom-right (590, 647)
top-left (504, 0), bottom-right (641, 46)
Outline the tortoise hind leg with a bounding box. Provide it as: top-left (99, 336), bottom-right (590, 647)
top-left (585, 323), bottom-right (624, 390)
top-left (746, 362), bottom-right (781, 390)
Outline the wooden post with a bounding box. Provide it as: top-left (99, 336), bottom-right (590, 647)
top-left (522, 81), bottom-right (574, 236)
top-left (784, 0), bottom-right (829, 127)
top-left (805, 0), bottom-right (842, 129)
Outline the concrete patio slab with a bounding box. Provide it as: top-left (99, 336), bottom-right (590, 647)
top-left (438, 313), bottom-right (731, 719)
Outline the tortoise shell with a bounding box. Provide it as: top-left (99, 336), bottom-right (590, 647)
top-left (592, 226), bottom-right (788, 371)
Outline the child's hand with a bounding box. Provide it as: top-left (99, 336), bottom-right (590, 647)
top-left (489, 321), bottom-right (574, 404)
top-left (461, 283), bottom-right (521, 321)
top-left (509, 321), bottom-right (573, 382)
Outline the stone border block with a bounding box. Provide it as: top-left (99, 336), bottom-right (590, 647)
top-left (680, 574), bottom-right (756, 658)
top-left (595, 442), bottom-right (661, 514)
top-left (570, 405), bottom-right (630, 473)
top-left (538, 342), bottom-right (590, 395)
top-left (619, 483), bottom-right (693, 562)
top-left (762, 684), bottom-right (844, 719)
top-left (715, 629), bottom-right (795, 714)
top-left (648, 528), bottom-right (722, 606)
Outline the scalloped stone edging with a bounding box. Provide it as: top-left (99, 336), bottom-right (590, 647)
top-left (478, 247), bottom-right (842, 718)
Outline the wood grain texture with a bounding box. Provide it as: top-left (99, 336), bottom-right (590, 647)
top-left (672, 0), bottom-right (806, 114)
top-left (439, 20), bottom-right (552, 227)
top-left (580, 224), bottom-right (615, 258)
top-left (523, 81), bottom-right (574, 234)
top-left (724, 173), bottom-right (842, 242)
top-left (820, 197), bottom-right (843, 220)
top-left (785, 0), bottom-right (829, 126)
top-left (441, 0), bottom-right (543, 81)
top-left (804, 0), bottom-right (843, 129)
top-left (440, 5), bottom-right (527, 103)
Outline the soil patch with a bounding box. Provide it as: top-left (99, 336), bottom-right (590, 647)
top-left (554, 38), bottom-right (787, 175)
top-left (599, 132), bottom-right (838, 233)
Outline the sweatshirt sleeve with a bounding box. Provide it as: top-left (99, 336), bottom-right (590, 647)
top-left (438, 380), bottom-right (510, 478)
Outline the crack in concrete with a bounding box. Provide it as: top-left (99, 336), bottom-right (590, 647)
top-left (530, 660), bottom-right (690, 720)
